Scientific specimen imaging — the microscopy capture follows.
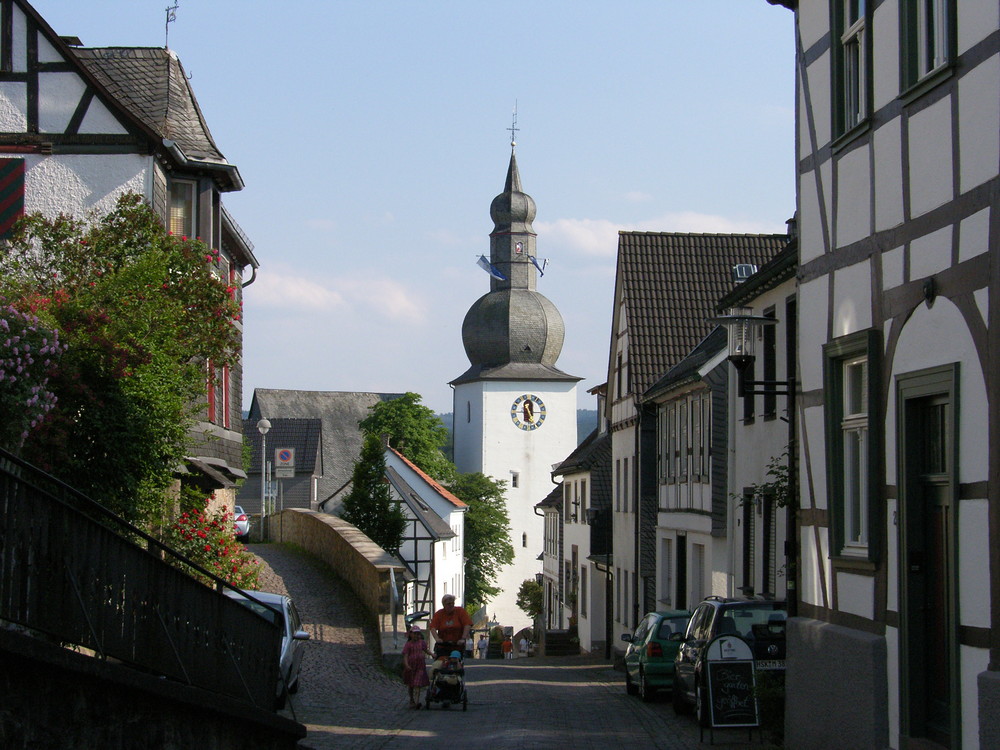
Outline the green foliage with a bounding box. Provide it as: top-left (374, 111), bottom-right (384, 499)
top-left (359, 392), bottom-right (454, 482)
top-left (341, 434), bottom-right (407, 553)
top-left (516, 579), bottom-right (544, 621)
top-left (737, 448), bottom-right (792, 510)
top-left (164, 499), bottom-right (260, 589)
top-left (0, 194), bottom-right (241, 524)
top-left (450, 472), bottom-right (514, 611)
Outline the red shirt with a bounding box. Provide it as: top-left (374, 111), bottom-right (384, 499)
top-left (430, 605), bottom-right (472, 642)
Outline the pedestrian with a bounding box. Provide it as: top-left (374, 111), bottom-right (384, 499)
top-left (502, 636), bottom-right (513, 659)
top-left (477, 634), bottom-right (488, 660)
top-left (518, 635), bottom-right (528, 658)
top-left (429, 594), bottom-right (473, 657)
top-left (402, 625), bottom-right (432, 709)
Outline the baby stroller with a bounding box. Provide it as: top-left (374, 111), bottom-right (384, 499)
top-left (425, 650), bottom-right (467, 710)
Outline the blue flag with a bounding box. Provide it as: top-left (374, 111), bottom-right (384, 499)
top-left (477, 255), bottom-right (507, 281)
top-left (529, 255), bottom-right (547, 277)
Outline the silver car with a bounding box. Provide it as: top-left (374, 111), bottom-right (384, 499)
top-left (224, 589), bottom-right (310, 709)
top-left (233, 505), bottom-right (251, 542)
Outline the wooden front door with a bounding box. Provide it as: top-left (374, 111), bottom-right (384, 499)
top-left (899, 370), bottom-right (959, 749)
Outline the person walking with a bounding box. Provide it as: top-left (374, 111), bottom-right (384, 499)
top-left (429, 594), bottom-right (473, 657)
top-left (518, 636), bottom-right (528, 658)
top-left (402, 625), bottom-right (432, 709)
top-left (477, 634), bottom-right (488, 660)
top-left (502, 636), bottom-right (513, 660)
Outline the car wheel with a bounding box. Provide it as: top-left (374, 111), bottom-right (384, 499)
top-left (639, 670), bottom-right (656, 702)
top-left (696, 680), bottom-right (710, 728)
top-left (625, 670), bottom-right (639, 696)
top-left (672, 680), bottom-right (689, 714)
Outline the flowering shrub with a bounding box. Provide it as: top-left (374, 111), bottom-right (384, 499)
top-left (165, 500), bottom-right (260, 589)
top-left (0, 302), bottom-right (65, 450)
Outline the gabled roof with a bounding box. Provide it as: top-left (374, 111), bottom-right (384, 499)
top-left (243, 417), bottom-right (322, 475)
top-left (716, 239), bottom-right (798, 312)
top-left (387, 447), bottom-right (467, 508)
top-left (385, 466), bottom-right (456, 540)
top-left (248, 389), bottom-right (405, 512)
top-left (535, 482), bottom-right (563, 511)
top-left (644, 326), bottom-right (727, 401)
top-left (610, 232), bottom-right (787, 399)
top-left (73, 46), bottom-right (242, 190)
top-left (552, 428), bottom-right (612, 513)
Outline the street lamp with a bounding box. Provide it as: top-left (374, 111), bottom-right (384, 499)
top-left (257, 418), bottom-right (271, 541)
top-left (712, 308), bottom-right (797, 617)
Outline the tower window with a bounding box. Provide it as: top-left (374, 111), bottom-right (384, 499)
top-left (522, 532), bottom-right (527, 548)
top-left (511, 471), bottom-right (519, 488)
top-left (467, 401), bottom-right (471, 423)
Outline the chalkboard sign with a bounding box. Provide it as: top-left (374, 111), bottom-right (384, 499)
top-left (704, 635), bottom-right (758, 729)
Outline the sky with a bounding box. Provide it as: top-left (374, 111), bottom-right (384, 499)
top-left (36, 1), bottom-right (796, 415)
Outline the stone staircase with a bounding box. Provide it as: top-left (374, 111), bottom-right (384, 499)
top-left (543, 630), bottom-right (580, 657)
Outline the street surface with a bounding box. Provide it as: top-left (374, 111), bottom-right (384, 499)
top-left (255, 544), bottom-right (765, 750)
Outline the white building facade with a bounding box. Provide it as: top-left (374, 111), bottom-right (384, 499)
top-left (772, 0), bottom-right (1000, 747)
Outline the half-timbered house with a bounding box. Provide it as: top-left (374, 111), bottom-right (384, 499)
top-left (768, 1), bottom-right (1000, 747)
top-left (384, 447), bottom-right (467, 616)
top-left (0, 0), bottom-right (256, 503)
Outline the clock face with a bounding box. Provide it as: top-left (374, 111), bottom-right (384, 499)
top-left (511, 394), bottom-right (546, 430)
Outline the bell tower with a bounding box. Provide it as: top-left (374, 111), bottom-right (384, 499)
top-left (451, 141), bottom-right (580, 630)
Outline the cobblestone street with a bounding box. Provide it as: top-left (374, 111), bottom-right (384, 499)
top-left (253, 544), bottom-right (765, 750)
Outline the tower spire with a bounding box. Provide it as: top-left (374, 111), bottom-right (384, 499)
top-left (506, 101), bottom-right (519, 150)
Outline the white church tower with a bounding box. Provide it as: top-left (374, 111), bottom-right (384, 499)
top-left (451, 143), bottom-right (580, 630)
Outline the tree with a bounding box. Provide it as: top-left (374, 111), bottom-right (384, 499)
top-left (359, 392), bottom-right (454, 482)
top-left (0, 194), bottom-right (241, 524)
top-left (341, 434), bottom-right (406, 553)
top-left (450, 472), bottom-right (514, 611)
top-left (516, 578), bottom-right (543, 622)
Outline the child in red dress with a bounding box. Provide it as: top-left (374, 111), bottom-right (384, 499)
top-left (402, 625), bottom-right (432, 708)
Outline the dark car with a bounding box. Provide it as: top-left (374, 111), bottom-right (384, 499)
top-left (673, 596), bottom-right (787, 725)
top-left (224, 589), bottom-right (311, 709)
top-left (621, 609), bottom-right (690, 701)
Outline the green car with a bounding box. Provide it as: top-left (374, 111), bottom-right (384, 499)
top-left (622, 610), bottom-right (691, 702)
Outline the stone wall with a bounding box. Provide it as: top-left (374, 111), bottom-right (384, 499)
top-left (269, 508), bottom-right (405, 623)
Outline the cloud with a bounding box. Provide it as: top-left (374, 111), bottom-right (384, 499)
top-left (249, 269), bottom-right (346, 311)
top-left (624, 190), bottom-right (653, 203)
top-left (638, 211), bottom-right (787, 235)
top-left (536, 211), bottom-right (788, 259)
top-left (536, 218), bottom-right (622, 258)
top-left (248, 265), bottom-right (426, 323)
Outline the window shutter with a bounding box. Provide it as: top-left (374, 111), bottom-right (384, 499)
top-left (0, 159), bottom-right (25, 239)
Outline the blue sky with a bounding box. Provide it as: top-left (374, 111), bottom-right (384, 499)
top-left (37, 1), bottom-right (796, 414)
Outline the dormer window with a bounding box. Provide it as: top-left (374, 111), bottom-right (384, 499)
top-left (169, 179), bottom-right (197, 238)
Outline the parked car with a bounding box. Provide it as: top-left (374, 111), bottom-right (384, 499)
top-left (621, 609), bottom-right (690, 701)
top-left (223, 589), bottom-right (311, 709)
top-left (233, 505), bottom-right (250, 542)
top-left (673, 596), bottom-right (787, 725)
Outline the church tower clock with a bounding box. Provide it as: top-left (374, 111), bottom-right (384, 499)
top-left (451, 141), bottom-right (580, 629)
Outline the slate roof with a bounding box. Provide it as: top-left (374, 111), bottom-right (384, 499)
top-left (247, 389), bottom-right (405, 513)
top-left (536, 482), bottom-right (563, 510)
top-left (72, 46), bottom-right (241, 189)
top-left (385, 466), bottom-right (455, 540)
top-left (716, 239), bottom-right (798, 312)
top-left (644, 326), bottom-right (727, 401)
top-left (243, 417), bottom-right (322, 475)
top-left (612, 232), bottom-right (788, 398)
top-left (552, 428), bottom-right (612, 514)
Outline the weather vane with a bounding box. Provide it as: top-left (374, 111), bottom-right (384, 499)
top-left (165, 3), bottom-right (179, 49)
top-left (506, 101), bottom-right (519, 149)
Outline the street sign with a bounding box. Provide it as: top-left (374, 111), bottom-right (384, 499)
top-left (704, 635), bottom-right (758, 730)
top-left (274, 447), bottom-right (295, 478)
